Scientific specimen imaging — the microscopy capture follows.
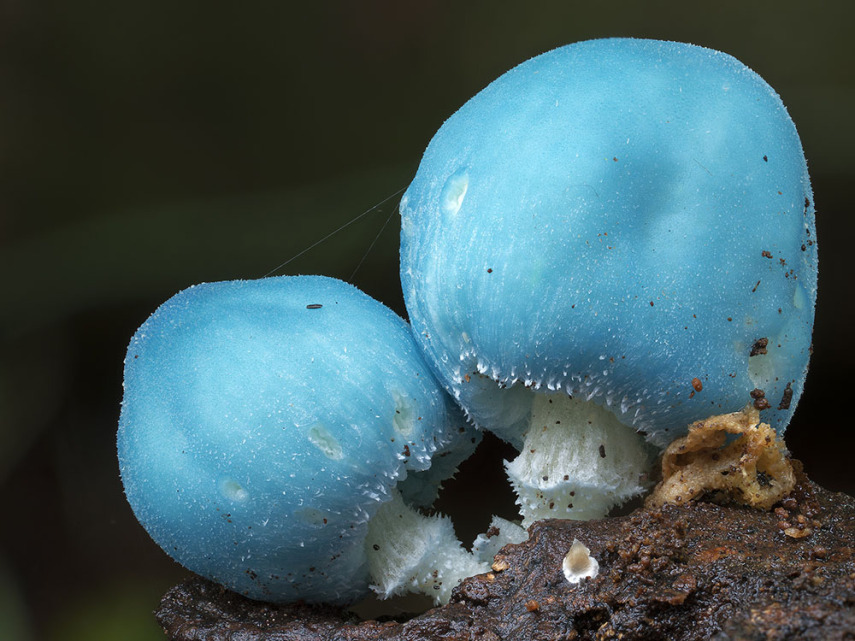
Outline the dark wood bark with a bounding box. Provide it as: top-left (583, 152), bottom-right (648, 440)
top-left (156, 464), bottom-right (855, 640)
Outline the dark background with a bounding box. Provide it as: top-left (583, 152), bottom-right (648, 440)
top-left (1, 2), bottom-right (852, 639)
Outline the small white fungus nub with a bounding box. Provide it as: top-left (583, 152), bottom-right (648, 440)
top-left (562, 539), bottom-right (599, 585)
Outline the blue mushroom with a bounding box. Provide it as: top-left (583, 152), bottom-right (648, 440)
top-left (399, 38), bottom-right (817, 523)
top-left (117, 275), bottom-right (485, 604)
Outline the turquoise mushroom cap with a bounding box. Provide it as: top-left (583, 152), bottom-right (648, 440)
top-left (117, 275), bottom-right (478, 604)
top-left (399, 38), bottom-right (817, 520)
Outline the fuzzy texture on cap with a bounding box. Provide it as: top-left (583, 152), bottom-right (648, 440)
top-left (117, 275), bottom-right (478, 604)
top-left (400, 38), bottom-right (817, 450)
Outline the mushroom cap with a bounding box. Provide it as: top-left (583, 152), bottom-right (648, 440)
top-left (400, 38), bottom-right (817, 448)
top-left (117, 275), bottom-right (476, 604)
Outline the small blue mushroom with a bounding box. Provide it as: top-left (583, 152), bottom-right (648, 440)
top-left (399, 38), bottom-right (817, 523)
top-left (117, 275), bottom-right (485, 604)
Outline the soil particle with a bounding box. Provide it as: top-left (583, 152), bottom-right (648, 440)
top-left (779, 382), bottom-right (794, 410)
top-left (749, 338), bottom-right (769, 357)
top-left (156, 465), bottom-right (855, 640)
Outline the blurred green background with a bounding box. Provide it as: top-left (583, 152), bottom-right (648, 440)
top-left (2, 2), bottom-right (853, 639)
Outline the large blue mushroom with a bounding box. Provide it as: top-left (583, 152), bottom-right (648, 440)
top-left (399, 38), bottom-right (817, 523)
top-left (117, 275), bottom-right (486, 604)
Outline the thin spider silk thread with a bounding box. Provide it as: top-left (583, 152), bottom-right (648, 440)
top-left (262, 186), bottom-right (407, 279)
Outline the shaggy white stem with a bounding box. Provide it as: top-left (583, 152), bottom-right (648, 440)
top-left (506, 393), bottom-right (655, 526)
top-left (472, 516), bottom-right (528, 564)
top-left (364, 490), bottom-right (489, 605)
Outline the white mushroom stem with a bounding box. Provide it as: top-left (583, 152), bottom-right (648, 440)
top-left (364, 490), bottom-right (489, 605)
top-left (505, 393), bottom-right (656, 526)
top-left (471, 516), bottom-right (528, 564)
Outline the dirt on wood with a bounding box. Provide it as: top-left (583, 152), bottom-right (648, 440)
top-left (156, 462), bottom-right (855, 640)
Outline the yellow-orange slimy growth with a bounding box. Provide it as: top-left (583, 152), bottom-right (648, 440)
top-left (646, 405), bottom-right (795, 510)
